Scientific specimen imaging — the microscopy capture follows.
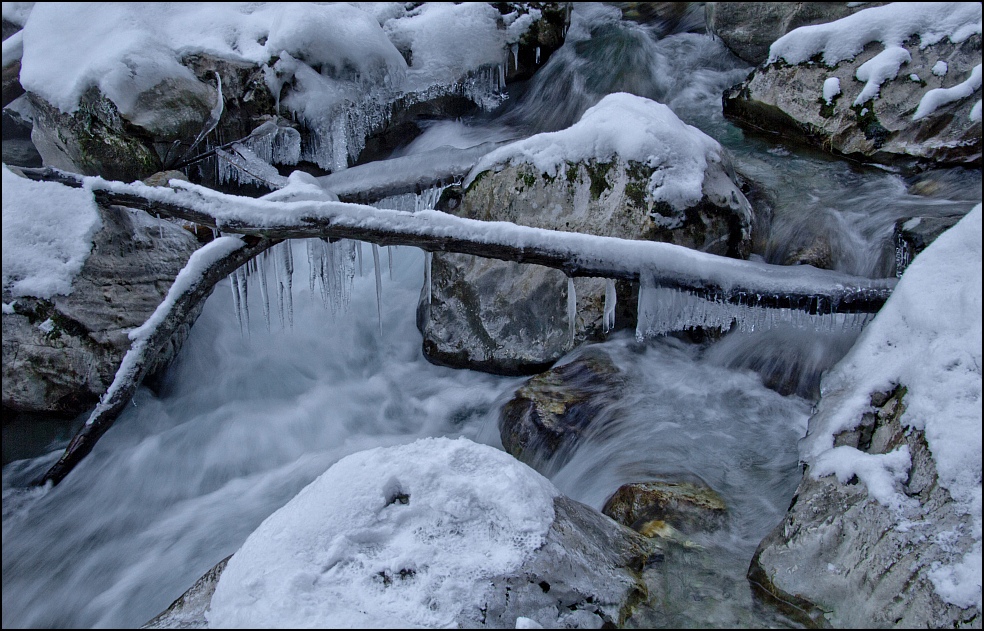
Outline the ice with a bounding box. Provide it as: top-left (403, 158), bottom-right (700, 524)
top-left (372, 244), bottom-right (383, 335)
top-left (230, 266), bottom-right (243, 335)
top-left (237, 266), bottom-right (250, 335)
top-left (603, 278), bottom-right (616, 333)
top-left (280, 241), bottom-right (294, 329)
top-left (258, 250), bottom-right (271, 332)
top-left (388, 246), bottom-right (394, 281)
top-left (356, 240), bottom-right (364, 276)
top-left (216, 144), bottom-right (289, 190)
top-left (425, 250), bottom-right (433, 305)
top-left (567, 276), bottom-right (577, 344)
top-left (245, 122), bottom-right (302, 166)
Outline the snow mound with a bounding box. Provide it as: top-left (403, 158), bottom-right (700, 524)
top-left (802, 203), bottom-right (982, 610)
top-left (206, 437), bottom-right (559, 628)
top-left (465, 93), bottom-right (723, 212)
top-left (1, 165), bottom-right (102, 299)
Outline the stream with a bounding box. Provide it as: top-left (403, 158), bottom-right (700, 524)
top-left (2, 4), bottom-right (980, 629)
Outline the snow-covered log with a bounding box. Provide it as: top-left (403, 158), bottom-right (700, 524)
top-left (18, 167), bottom-right (897, 314)
top-left (38, 234), bottom-right (279, 487)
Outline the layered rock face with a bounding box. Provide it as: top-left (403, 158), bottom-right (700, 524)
top-left (749, 387), bottom-right (981, 629)
top-left (419, 148), bottom-right (753, 374)
top-left (2, 199), bottom-right (200, 418)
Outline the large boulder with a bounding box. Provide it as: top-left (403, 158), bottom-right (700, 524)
top-left (419, 93), bottom-right (754, 374)
top-left (748, 206), bottom-right (982, 627)
top-left (145, 438), bottom-right (652, 629)
top-left (723, 3), bottom-right (983, 168)
top-left (2, 171), bottom-right (201, 419)
top-left (705, 2), bottom-right (884, 66)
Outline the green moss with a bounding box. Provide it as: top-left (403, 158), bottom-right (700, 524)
top-left (624, 162), bottom-right (651, 208)
top-left (565, 163), bottom-right (579, 183)
top-left (464, 168), bottom-right (490, 195)
top-left (587, 160), bottom-right (615, 200)
top-left (852, 100), bottom-right (890, 148)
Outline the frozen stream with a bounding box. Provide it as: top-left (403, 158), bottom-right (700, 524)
top-left (3, 4), bottom-right (981, 629)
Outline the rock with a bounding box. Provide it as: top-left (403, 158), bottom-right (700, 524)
top-left (419, 153), bottom-right (753, 373)
top-left (145, 439), bottom-right (652, 629)
top-left (499, 349), bottom-right (626, 471)
top-left (893, 214), bottom-right (964, 276)
top-left (783, 234), bottom-right (833, 269)
top-left (748, 386), bottom-right (981, 628)
top-left (723, 30), bottom-right (982, 168)
top-left (2, 203), bottom-right (200, 418)
top-left (2, 100), bottom-right (41, 167)
top-left (2, 58), bottom-right (23, 108)
top-left (705, 2), bottom-right (882, 66)
top-left (602, 481), bottom-right (727, 536)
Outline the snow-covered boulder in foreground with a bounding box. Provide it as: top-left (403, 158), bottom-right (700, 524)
top-left (749, 204), bottom-right (982, 627)
top-left (146, 437), bottom-right (651, 629)
top-left (724, 2), bottom-right (982, 168)
top-left (419, 93), bottom-right (753, 374)
top-left (2, 166), bottom-right (200, 418)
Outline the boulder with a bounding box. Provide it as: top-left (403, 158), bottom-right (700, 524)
top-left (419, 95), bottom-right (754, 374)
top-left (499, 349), bottom-right (626, 472)
top-left (705, 3), bottom-right (883, 66)
top-left (723, 8), bottom-right (982, 168)
top-left (748, 387), bottom-right (981, 628)
top-left (893, 214), bottom-right (964, 276)
top-left (2, 187), bottom-right (200, 419)
top-left (145, 438), bottom-right (652, 629)
top-left (602, 481), bottom-right (728, 537)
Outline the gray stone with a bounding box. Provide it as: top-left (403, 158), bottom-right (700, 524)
top-left (499, 349), bottom-right (626, 472)
top-left (723, 33), bottom-right (983, 168)
top-left (749, 387), bottom-right (981, 628)
top-left (145, 496), bottom-right (653, 629)
top-left (418, 156), bottom-right (753, 374)
top-left (2, 200), bottom-right (200, 418)
top-left (705, 3), bottom-right (884, 66)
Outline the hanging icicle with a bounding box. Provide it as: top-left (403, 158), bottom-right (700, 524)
top-left (230, 268), bottom-right (244, 335)
top-left (603, 278), bottom-right (616, 333)
top-left (282, 240), bottom-right (294, 329)
top-left (425, 251), bottom-right (433, 305)
top-left (372, 244), bottom-right (383, 336)
top-left (258, 250), bottom-right (271, 332)
top-left (388, 246), bottom-right (394, 281)
top-left (567, 276), bottom-right (577, 345)
top-left (236, 265), bottom-right (250, 335)
top-left (357, 240), bottom-right (364, 277)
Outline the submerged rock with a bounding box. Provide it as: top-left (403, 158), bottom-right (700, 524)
top-left (419, 95), bottom-right (754, 374)
top-left (2, 199), bottom-right (200, 418)
top-left (723, 6), bottom-right (982, 168)
top-left (145, 438), bottom-right (652, 629)
top-left (499, 349), bottom-right (626, 472)
top-left (603, 481), bottom-right (728, 537)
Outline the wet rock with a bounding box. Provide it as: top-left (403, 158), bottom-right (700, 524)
top-left (783, 234), bottom-right (833, 269)
top-left (2, 99), bottom-right (41, 167)
top-left (705, 3), bottom-right (883, 66)
top-left (749, 387), bottom-right (981, 628)
top-left (499, 349), bottom-right (626, 472)
top-left (893, 214), bottom-right (964, 276)
top-left (2, 201), bottom-right (200, 418)
top-left (602, 481), bottom-right (727, 536)
top-left (419, 153), bottom-right (753, 373)
top-left (723, 31), bottom-right (983, 168)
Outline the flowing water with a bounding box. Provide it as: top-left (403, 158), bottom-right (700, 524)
top-left (3, 4), bottom-right (981, 629)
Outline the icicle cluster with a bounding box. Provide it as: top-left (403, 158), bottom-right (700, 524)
top-left (216, 144), bottom-right (289, 189)
top-left (894, 232), bottom-right (913, 278)
top-left (635, 273), bottom-right (875, 341)
top-left (245, 124), bottom-right (302, 166)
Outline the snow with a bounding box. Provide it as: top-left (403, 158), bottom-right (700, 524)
top-left (853, 45), bottom-right (910, 104)
top-left (1, 165), bottom-right (102, 299)
top-left (933, 60), bottom-right (949, 76)
top-left (0, 1), bottom-right (33, 27)
top-left (801, 204), bottom-right (982, 610)
top-left (465, 93), bottom-right (724, 212)
top-left (823, 76), bottom-right (841, 104)
top-left (206, 437), bottom-right (558, 628)
top-left (913, 63), bottom-right (982, 120)
top-left (971, 100), bottom-right (983, 122)
top-left (768, 3), bottom-right (983, 68)
top-left (1, 28), bottom-right (22, 66)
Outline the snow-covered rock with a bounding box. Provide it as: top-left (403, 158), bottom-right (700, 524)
top-left (2, 167), bottom-right (200, 418)
top-left (705, 2), bottom-right (884, 66)
top-left (723, 2), bottom-right (982, 168)
top-left (749, 204), bottom-right (982, 627)
top-left (419, 93), bottom-right (754, 374)
top-left (145, 438), bottom-right (652, 629)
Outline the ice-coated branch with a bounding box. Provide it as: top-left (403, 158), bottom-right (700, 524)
top-left (37, 234), bottom-right (279, 487)
top-left (17, 167), bottom-right (897, 314)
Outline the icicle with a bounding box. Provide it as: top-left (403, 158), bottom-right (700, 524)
top-left (283, 240), bottom-right (294, 329)
top-left (357, 241), bottom-right (364, 276)
top-left (511, 43), bottom-right (519, 72)
top-left (567, 276), bottom-right (577, 345)
top-left (603, 279), bottom-right (616, 333)
top-left (156, 214), bottom-right (164, 239)
top-left (274, 244), bottom-right (285, 328)
top-left (372, 244), bottom-right (383, 336)
top-left (307, 240), bottom-right (318, 294)
top-left (211, 226), bottom-right (218, 240)
top-left (237, 266), bottom-right (250, 335)
top-left (258, 250), bottom-right (271, 331)
top-left (536, 46), bottom-right (541, 64)
top-left (231, 269), bottom-right (244, 335)
top-left (498, 62), bottom-right (506, 91)
top-left (388, 247), bottom-right (394, 281)
top-left (425, 251), bottom-right (433, 305)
